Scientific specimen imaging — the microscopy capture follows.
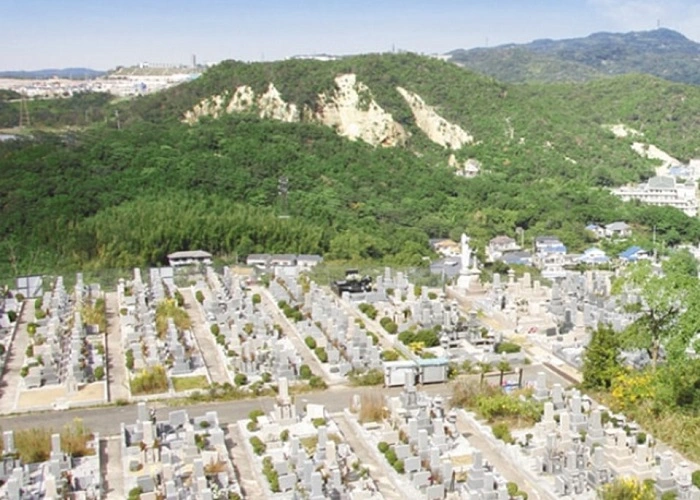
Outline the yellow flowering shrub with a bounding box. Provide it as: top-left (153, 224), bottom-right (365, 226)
top-left (597, 476), bottom-right (655, 500)
top-left (610, 370), bottom-right (655, 412)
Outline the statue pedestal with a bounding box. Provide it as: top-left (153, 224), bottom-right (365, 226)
top-left (457, 269), bottom-right (480, 291)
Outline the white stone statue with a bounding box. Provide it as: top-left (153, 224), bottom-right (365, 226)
top-left (460, 233), bottom-right (472, 272)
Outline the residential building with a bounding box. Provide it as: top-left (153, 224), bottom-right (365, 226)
top-left (577, 247), bottom-right (610, 265)
top-left (612, 176), bottom-right (698, 217)
top-left (499, 251), bottom-right (533, 266)
top-left (430, 239), bottom-right (460, 258)
top-left (585, 224), bottom-right (605, 239)
top-left (167, 250), bottom-right (212, 267)
top-left (604, 221), bottom-right (632, 239)
top-left (619, 246), bottom-right (649, 263)
top-left (534, 236), bottom-right (567, 255)
top-left (296, 254), bottom-right (323, 271)
top-left (487, 235), bottom-right (521, 262)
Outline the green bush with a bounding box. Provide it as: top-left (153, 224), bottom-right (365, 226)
top-left (174, 290), bottom-right (184, 307)
top-left (299, 364), bottom-right (312, 379)
top-left (377, 442), bottom-right (389, 453)
top-left (385, 448), bottom-right (397, 465)
top-left (246, 420), bottom-right (258, 432)
top-left (428, 292), bottom-right (438, 300)
top-left (35, 309), bottom-right (46, 320)
top-left (393, 459), bottom-right (405, 473)
top-left (252, 294), bottom-right (261, 305)
top-left (128, 487), bottom-right (143, 500)
top-left (637, 432), bottom-right (647, 445)
top-left (125, 349), bottom-right (134, 370)
top-left (234, 373), bottom-right (248, 386)
top-left (210, 324), bottom-right (220, 336)
top-left (261, 372), bottom-right (272, 383)
top-left (314, 347), bottom-right (328, 363)
top-left (262, 456), bottom-right (279, 492)
top-left (305, 336), bottom-right (317, 350)
top-left (312, 418), bottom-right (326, 428)
top-left (25, 345), bottom-right (34, 357)
top-left (380, 316), bottom-right (398, 334)
top-left (398, 328), bottom-right (440, 347)
top-left (280, 429), bottom-right (290, 442)
top-left (249, 409), bottom-right (265, 423)
top-left (309, 375), bottom-right (327, 389)
top-left (382, 350), bottom-right (399, 361)
top-left (27, 323), bottom-right (37, 335)
top-left (249, 436), bottom-right (266, 455)
top-left (7, 310), bottom-right (16, 323)
top-left (358, 303), bottom-right (378, 320)
top-left (349, 369), bottom-right (384, 386)
top-left (495, 341), bottom-right (521, 354)
top-left (492, 422), bottom-right (514, 444)
top-left (94, 366), bottom-right (105, 381)
top-left (34, 298), bottom-right (43, 310)
top-left (195, 290), bottom-right (205, 304)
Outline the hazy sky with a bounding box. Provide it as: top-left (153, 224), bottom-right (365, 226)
top-left (2, 0), bottom-right (700, 70)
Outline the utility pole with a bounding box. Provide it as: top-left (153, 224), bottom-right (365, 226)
top-left (278, 176), bottom-right (289, 218)
top-left (19, 97), bottom-right (30, 128)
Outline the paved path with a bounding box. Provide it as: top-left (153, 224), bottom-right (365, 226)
top-left (227, 423), bottom-right (266, 499)
top-left (103, 436), bottom-right (125, 499)
top-left (181, 288), bottom-right (230, 385)
top-left (254, 285), bottom-right (333, 385)
top-left (335, 412), bottom-right (402, 499)
top-left (0, 300), bottom-right (32, 414)
top-left (455, 412), bottom-right (554, 500)
top-left (105, 292), bottom-right (130, 402)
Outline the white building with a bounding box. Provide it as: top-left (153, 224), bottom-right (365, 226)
top-left (167, 250), bottom-right (213, 267)
top-left (612, 176), bottom-right (698, 217)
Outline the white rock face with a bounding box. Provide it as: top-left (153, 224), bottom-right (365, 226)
top-left (183, 83), bottom-right (299, 125)
top-left (606, 123), bottom-right (643, 138)
top-left (397, 86), bottom-right (473, 150)
top-left (631, 142), bottom-right (681, 175)
top-left (315, 74), bottom-right (406, 147)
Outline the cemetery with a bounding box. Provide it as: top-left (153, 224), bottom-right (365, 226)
top-left (0, 291), bottom-right (22, 376)
top-left (13, 274), bottom-right (108, 411)
top-left (120, 402), bottom-right (241, 499)
top-left (0, 424), bottom-right (102, 499)
top-left (193, 266), bottom-right (308, 389)
top-left (238, 376), bottom-right (384, 498)
top-left (457, 370), bottom-right (700, 499)
top-left (118, 268), bottom-right (210, 398)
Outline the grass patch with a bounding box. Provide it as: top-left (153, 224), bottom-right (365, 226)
top-left (155, 299), bottom-right (191, 338)
top-left (172, 375), bottom-right (209, 392)
top-left (452, 380), bottom-right (542, 428)
top-left (130, 365), bottom-right (169, 395)
top-left (13, 418), bottom-right (94, 463)
top-left (359, 392), bottom-right (386, 423)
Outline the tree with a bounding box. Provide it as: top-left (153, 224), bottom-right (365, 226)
top-left (616, 253), bottom-right (700, 368)
top-left (582, 324), bottom-right (623, 390)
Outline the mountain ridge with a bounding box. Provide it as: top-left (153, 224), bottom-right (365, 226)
top-left (447, 28), bottom-right (700, 85)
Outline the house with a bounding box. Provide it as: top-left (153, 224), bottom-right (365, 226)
top-left (619, 246), bottom-right (649, 263)
top-left (534, 236), bottom-right (567, 255)
top-left (577, 247), bottom-right (610, 265)
top-left (500, 251), bottom-right (533, 266)
top-left (246, 254), bottom-right (270, 269)
top-left (430, 239), bottom-right (460, 258)
top-left (605, 221), bottom-right (632, 239)
top-left (167, 250), bottom-right (213, 268)
top-left (612, 176), bottom-right (698, 217)
top-left (585, 224), bottom-right (605, 239)
top-left (487, 235), bottom-right (521, 261)
top-left (296, 254), bottom-right (323, 271)
top-left (269, 254), bottom-right (298, 267)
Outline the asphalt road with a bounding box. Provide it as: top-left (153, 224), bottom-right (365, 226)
top-left (0, 364), bottom-right (571, 435)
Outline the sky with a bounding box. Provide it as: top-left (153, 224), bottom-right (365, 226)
top-left (2, 0), bottom-right (700, 70)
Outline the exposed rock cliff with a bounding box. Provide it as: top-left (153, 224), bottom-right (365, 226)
top-left (397, 87), bottom-right (473, 150)
top-left (315, 74), bottom-right (406, 147)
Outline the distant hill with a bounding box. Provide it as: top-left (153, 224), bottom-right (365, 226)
top-left (0, 68), bottom-right (105, 80)
top-left (448, 28), bottom-right (700, 85)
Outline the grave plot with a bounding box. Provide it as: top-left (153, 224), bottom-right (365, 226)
top-left (121, 402), bottom-right (241, 499)
top-left (346, 373), bottom-right (519, 498)
top-left (196, 266), bottom-right (306, 390)
top-left (16, 274), bottom-right (107, 411)
top-left (118, 268), bottom-right (208, 398)
top-left (0, 292), bottom-right (21, 373)
top-left (239, 377), bottom-right (383, 498)
top-left (299, 281), bottom-right (384, 381)
top-left (0, 424), bottom-right (101, 499)
top-left (468, 371), bottom-right (700, 498)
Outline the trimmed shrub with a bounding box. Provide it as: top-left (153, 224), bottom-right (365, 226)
top-left (377, 442), bottom-right (389, 453)
top-left (299, 364), bottom-right (312, 379)
top-left (304, 336), bottom-right (317, 350)
top-left (309, 375), bottom-right (327, 389)
top-left (249, 436), bottom-right (266, 455)
top-left (314, 347), bottom-right (328, 363)
top-left (495, 341), bottom-right (521, 354)
top-left (234, 373), bottom-right (248, 386)
top-left (94, 366), bottom-right (105, 381)
top-left (210, 324), bottom-right (220, 336)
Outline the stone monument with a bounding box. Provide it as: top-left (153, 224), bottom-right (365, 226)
top-left (457, 233), bottom-right (481, 291)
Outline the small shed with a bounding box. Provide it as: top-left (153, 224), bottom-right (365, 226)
top-left (417, 358), bottom-right (449, 384)
top-left (384, 360), bottom-right (418, 387)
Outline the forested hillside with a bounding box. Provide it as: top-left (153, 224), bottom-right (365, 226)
top-left (2, 53), bottom-right (700, 276)
top-left (448, 28), bottom-right (700, 85)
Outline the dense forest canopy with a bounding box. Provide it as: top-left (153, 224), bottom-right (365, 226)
top-left (2, 53), bottom-right (700, 277)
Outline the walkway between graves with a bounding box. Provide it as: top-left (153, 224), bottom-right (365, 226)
top-left (255, 285), bottom-right (333, 385)
top-left (105, 292), bottom-right (130, 402)
top-left (455, 411), bottom-right (555, 500)
top-left (0, 299), bottom-right (33, 414)
top-left (181, 287), bottom-right (231, 385)
top-left (334, 412), bottom-right (403, 499)
top-left (103, 436), bottom-right (125, 499)
top-left (227, 423), bottom-right (267, 499)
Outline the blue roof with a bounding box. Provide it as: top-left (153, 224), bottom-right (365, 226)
top-left (619, 246), bottom-right (644, 260)
top-left (416, 358), bottom-right (449, 366)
